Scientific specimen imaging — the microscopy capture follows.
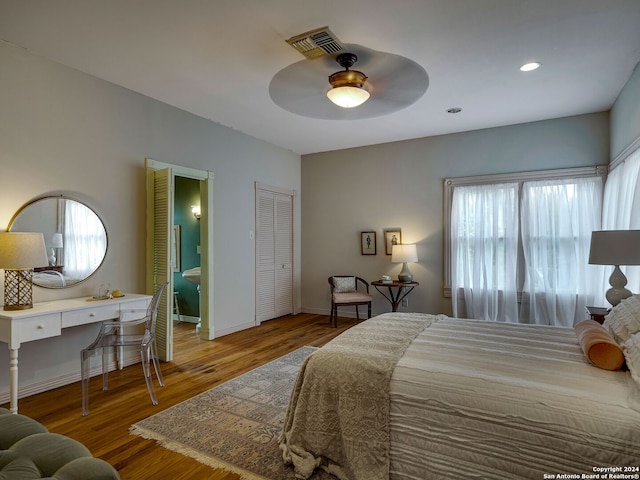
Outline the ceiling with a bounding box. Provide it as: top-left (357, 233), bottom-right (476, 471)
top-left (1, 0), bottom-right (640, 155)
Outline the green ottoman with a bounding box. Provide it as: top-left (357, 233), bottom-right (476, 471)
top-left (0, 408), bottom-right (119, 479)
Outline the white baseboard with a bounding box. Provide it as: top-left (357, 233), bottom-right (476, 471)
top-left (214, 320), bottom-right (256, 338)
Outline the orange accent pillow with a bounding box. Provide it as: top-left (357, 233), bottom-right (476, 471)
top-left (575, 320), bottom-right (625, 371)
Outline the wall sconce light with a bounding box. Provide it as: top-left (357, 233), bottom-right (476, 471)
top-left (191, 205), bottom-right (201, 219)
top-left (0, 232), bottom-right (49, 310)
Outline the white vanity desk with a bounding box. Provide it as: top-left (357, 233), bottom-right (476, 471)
top-left (0, 293), bottom-right (151, 413)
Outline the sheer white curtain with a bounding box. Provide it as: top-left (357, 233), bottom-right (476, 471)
top-left (520, 177), bottom-right (603, 327)
top-left (64, 200), bottom-right (107, 280)
top-left (599, 147), bottom-right (640, 304)
top-left (451, 183), bottom-right (519, 322)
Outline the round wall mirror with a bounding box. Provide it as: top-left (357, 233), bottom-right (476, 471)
top-left (8, 195), bottom-right (108, 288)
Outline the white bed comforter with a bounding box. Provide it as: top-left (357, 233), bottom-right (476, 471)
top-left (390, 317), bottom-right (640, 479)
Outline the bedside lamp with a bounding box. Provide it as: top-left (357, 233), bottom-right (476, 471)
top-left (589, 230), bottom-right (640, 307)
top-left (48, 232), bottom-right (63, 266)
top-left (0, 232), bottom-right (48, 310)
top-left (392, 244), bottom-right (418, 283)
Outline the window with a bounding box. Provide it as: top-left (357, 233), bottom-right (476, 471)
top-left (444, 166), bottom-right (607, 326)
top-left (599, 145), bottom-right (640, 303)
top-left (520, 177), bottom-right (604, 326)
top-left (450, 182), bottom-right (519, 322)
top-left (63, 200), bottom-right (107, 281)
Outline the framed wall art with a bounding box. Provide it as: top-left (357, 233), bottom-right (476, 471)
top-left (384, 229), bottom-right (402, 255)
top-left (360, 231), bottom-right (376, 255)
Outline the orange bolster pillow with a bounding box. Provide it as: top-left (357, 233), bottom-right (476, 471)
top-left (575, 319), bottom-right (625, 371)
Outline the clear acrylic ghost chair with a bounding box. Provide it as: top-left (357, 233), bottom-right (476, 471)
top-left (81, 282), bottom-right (168, 416)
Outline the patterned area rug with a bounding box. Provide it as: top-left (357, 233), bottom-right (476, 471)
top-left (130, 346), bottom-right (334, 480)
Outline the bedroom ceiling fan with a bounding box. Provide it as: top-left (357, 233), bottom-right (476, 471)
top-left (269, 27), bottom-right (429, 120)
top-left (326, 52), bottom-right (370, 108)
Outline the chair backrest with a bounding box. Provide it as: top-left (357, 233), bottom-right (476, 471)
top-left (328, 276), bottom-right (370, 293)
top-left (146, 282), bottom-right (169, 333)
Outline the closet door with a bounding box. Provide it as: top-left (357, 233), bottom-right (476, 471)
top-left (256, 189), bottom-right (275, 322)
top-left (255, 186), bottom-right (293, 322)
top-left (274, 193), bottom-right (293, 317)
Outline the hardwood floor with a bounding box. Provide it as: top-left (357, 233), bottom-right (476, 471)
top-left (1, 313), bottom-right (362, 479)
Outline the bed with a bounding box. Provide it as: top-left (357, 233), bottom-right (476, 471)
top-left (33, 270), bottom-right (67, 287)
top-left (279, 301), bottom-right (640, 480)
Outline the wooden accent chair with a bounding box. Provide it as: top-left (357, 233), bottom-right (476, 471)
top-left (328, 276), bottom-right (373, 327)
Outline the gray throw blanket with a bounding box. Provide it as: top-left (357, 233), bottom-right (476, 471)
top-left (279, 313), bottom-right (438, 480)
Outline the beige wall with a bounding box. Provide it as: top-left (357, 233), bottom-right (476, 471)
top-left (0, 41), bottom-right (301, 400)
top-left (301, 113), bottom-right (610, 318)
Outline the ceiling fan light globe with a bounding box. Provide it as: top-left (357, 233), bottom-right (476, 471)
top-left (327, 86), bottom-right (370, 108)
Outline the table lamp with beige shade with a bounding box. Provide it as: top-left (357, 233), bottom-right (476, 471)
top-left (392, 244), bottom-right (418, 283)
top-left (588, 230), bottom-right (640, 307)
top-left (48, 232), bottom-right (63, 266)
top-left (0, 232), bottom-right (48, 310)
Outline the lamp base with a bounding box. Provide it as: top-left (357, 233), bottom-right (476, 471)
top-left (605, 265), bottom-right (632, 307)
top-left (398, 263), bottom-right (414, 283)
top-left (3, 269), bottom-right (35, 310)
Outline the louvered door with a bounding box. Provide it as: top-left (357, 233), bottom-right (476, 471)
top-left (256, 189), bottom-right (275, 322)
top-left (255, 186), bottom-right (293, 322)
top-left (150, 168), bottom-right (173, 361)
top-left (274, 193), bottom-right (293, 317)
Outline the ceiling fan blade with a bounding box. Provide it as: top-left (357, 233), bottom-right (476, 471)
top-left (269, 44), bottom-right (429, 120)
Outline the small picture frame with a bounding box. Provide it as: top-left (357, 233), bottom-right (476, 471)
top-left (384, 229), bottom-right (402, 255)
top-left (360, 231), bottom-right (376, 255)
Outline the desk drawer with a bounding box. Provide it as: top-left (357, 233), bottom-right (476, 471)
top-left (119, 300), bottom-right (150, 320)
top-left (62, 305), bottom-right (119, 328)
top-left (18, 314), bottom-right (61, 343)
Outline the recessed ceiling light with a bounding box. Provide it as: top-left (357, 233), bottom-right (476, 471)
top-left (520, 62), bottom-right (541, 72)
top-left (447, 107), bottom-right (462, 114)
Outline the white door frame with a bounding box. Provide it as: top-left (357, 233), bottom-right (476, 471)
top-left (255, 182), bottom-right (296, 322)
top-left (146, 158), bottom-right (215, 342)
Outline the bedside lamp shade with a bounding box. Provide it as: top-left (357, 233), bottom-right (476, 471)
top-left (48, 232), bottom-right (63, 266)
top-left (0, 232), bottom-right (48, 310)
top-left (589, 230), bottom-right (640, 306)
top-left (392, 244), bottom-right (418, 283)
top-left (50, 233), bottom-right (63, 248)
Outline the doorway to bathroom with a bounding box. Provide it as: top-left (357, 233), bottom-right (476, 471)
top-left (145, 158), bottom-right (214, 362)
top-left (173, 176), bottom-right (201, 329)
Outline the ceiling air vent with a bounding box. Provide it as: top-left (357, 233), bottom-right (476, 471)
top-left (286, 26), bottom-right (345, 59)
